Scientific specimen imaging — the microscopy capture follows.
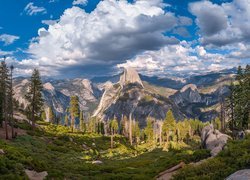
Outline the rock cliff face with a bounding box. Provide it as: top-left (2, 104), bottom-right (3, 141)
top-left (119, 67), bottom-right (144, 88)
top-left (13, 77), bottom-right (102, 116)
top-left (13, 68), bottom-right (233, 123)
top-left (93, 67), bottom-right (185, 126)
top-left (201, 124), bottom-right (231, 156)
top-left (170, 83), bottom-right (230, 121)
top-left (172, 84), bottom-right (201, 104)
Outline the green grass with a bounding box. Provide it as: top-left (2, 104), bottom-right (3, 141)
top-left (173, 135), bottom-right (250, 180)
top-left (0, 123), bottom-right (211, 179)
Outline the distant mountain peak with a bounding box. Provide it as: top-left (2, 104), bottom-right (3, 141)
top-left (81, 79), bottom-right (93, 93)
top-left (43, 82), bottom-right (55, 91)
top-left (119, 67), bottom-right (144, 88)
top-left (180, 84), bottom-right (197, 93)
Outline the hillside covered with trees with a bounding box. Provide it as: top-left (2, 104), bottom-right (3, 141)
top-left (0, 62), bottom-right (249, 179)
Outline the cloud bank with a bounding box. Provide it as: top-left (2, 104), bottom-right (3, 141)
top-left (8, 0), bottom-right (250, 78)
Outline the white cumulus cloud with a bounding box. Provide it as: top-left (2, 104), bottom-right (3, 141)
top-left (24, 2), bottom-right (47, 16)
top-left (73, 0), bottom-right (88, 6)
top-left (22, 0), bottom-right (188, 76)
top-left (0, 34), bottom-right (19, 45)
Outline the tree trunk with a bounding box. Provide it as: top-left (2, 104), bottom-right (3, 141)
top-left (31, 82), bottom-right (36, 130)
top-left (129, 113), bottom-right (133, 146)
top-left (111, 133), bottom-right (113, 149)
top-left (71, 116), bottom-right (74, 133)
top-left (159, 123), bottom-right (162, 146)
top-left (10, 72), bottom-right (14, 138)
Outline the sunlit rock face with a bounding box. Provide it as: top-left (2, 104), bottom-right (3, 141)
top-left (93, 68), bottom-right (184, 127)
top-left (201, 124), bottom-right (231, 157)
top-left (13, 77), bottom-right (103, 116)
top-left (119, 67), bottom-right (144, 88)
top-left (172, 84), bottom-right (201, 104)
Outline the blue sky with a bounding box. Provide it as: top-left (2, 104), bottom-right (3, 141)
top-left (0, 0), bottom-right (249, 78)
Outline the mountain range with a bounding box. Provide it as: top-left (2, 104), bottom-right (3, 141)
top-left (13, 68), bottom-right (235, 126)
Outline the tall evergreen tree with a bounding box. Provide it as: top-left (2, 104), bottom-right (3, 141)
top-left (162, 110), bottom-right (176, 143)
top-left (144, 117), bottom-right (154, 143)
top-left (132, 121), bottom-right (140, 146)
top-left (79, 111), bottom-right (85, 133)
top-left (25, 69), bottom-right (44, 129)
top-left (226, 65), bottom-right (250, 131)
top-left (109, 118), bottom-right (119, 148)
top-left (0, 60), bottom-right (11, 139)
top-left (64, 114), bottom-right (69, 126)
top-left (48, 107), bottom-right (55, 123)
top-left (69, 96), bottom-right (79, 132)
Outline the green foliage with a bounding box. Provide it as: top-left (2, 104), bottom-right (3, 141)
top-left (144, 118), bottom-right (154, 143)
top-left (25, 69), bottom-right (44, 128)
top-left (69, 96), bottom-right (79, 131)
top-left (173, 135), bottom-right (250, 179)
top-left (162, 110), bottom-right (176, 142)
top-left (226, 65), bottom-right (250, 131)
top-left (41, 111), bottom-right (46, 121)
top-left (48, 107), bottom-right (54, 123)
top-left (212, 117), bottom-right (221, 130)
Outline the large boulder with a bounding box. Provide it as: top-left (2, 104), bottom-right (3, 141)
top-left (226, 169), bottom-right (250, 180)
top-left (201, 124), bottom-right (231, 157)
top-left (25, 169), bottom-right (48, 180)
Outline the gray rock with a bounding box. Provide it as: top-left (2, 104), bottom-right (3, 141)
top-left (25, 169), bottom-right (48, 180)
top-left (201, 124), bottom-right (231, 156)
top-left (92, 160), bottom-right (103, 164)
top-left (226, 169), bottom-right (250, 180)
top-left (0, 149), bottom-right (5, 155)
top-left (119, 67), bottom-right (144, 88)
top-left (93, 68), bottom-right (185, 127)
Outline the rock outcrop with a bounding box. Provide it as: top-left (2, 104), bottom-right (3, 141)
top-left (13, 77), bottom-right (102, 116)
top-left (172, 84), bottom-right (201, 104)
top-left (201, 124), bottom-right (231, 156)
top-left (25, 169), bottom-right (48, 180)
top-left (226, 169), bottom-right (250, 180)
top-left (93, 68), bottom-right (184, 127)
top-left (119, 67), bottom-right (144, 88)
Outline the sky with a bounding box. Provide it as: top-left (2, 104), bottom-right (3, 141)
top-left (0, 0), bottom-right (249, 78)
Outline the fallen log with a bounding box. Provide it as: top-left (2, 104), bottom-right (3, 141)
top-left (156, 162), bottom-right (185, 179)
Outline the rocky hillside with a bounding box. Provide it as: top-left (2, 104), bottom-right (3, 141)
top-left (13, 77), bottom-right (103, 119)
top-left (93, 68), bottom-right (185, 126)
top-left (170, 84), bottom-right (230, 121)
top-left (13, 68), bottom-right (233, 124)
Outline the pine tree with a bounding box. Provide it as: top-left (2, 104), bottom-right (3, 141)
top-left (0, 60), bottom-right (11, 139)
top-left (48, 107), bottom-right (54, 123)
top-left (226, 65), bottom-right (250, 131)
top-left (213, 117), bottom-right (221, 130)
top-left (144, 117), bottom-right (154, 143)
top-left (41, 111), bottom-right (46, 121)
top-left (162, 110), bottom-right (176, 143)
top-left (109, 118), bottom-right (119, 148)
top-left (133, 121), bottom-right (140, 146)
top-left (79, 111), bottom-right (85, 133)
top-left (64, 114), bottom-right (68, 126)
top-left (25, 69), bottom-right (44, 130)
top-left (69, 96), bottom-right (79, 132)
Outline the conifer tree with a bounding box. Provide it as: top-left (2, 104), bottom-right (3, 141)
top-left (69, 96), bottom-right (79, 132)
top-left (109, 118), bottom-right (119, 148)
top-left (162, 110), bottom-right (176, 143)
top-left (48, 107), bottom-right (54, 123)
top-left (25, 69), bottom-right (44, 130)
top-left (0, 60), bottom-right (11, 139)
top-left (79, 111), bottom-right (85, 133)
top-left (226, 65), bottom-right (250, 131)
top-left (144, 117), bottom-right (154, 143)
top-left (133, 121), bottom-right (140, 146)
top-left (41, 111), bottom-right (46, 121)
top-left (64, 114), bottom-right (68, 126)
